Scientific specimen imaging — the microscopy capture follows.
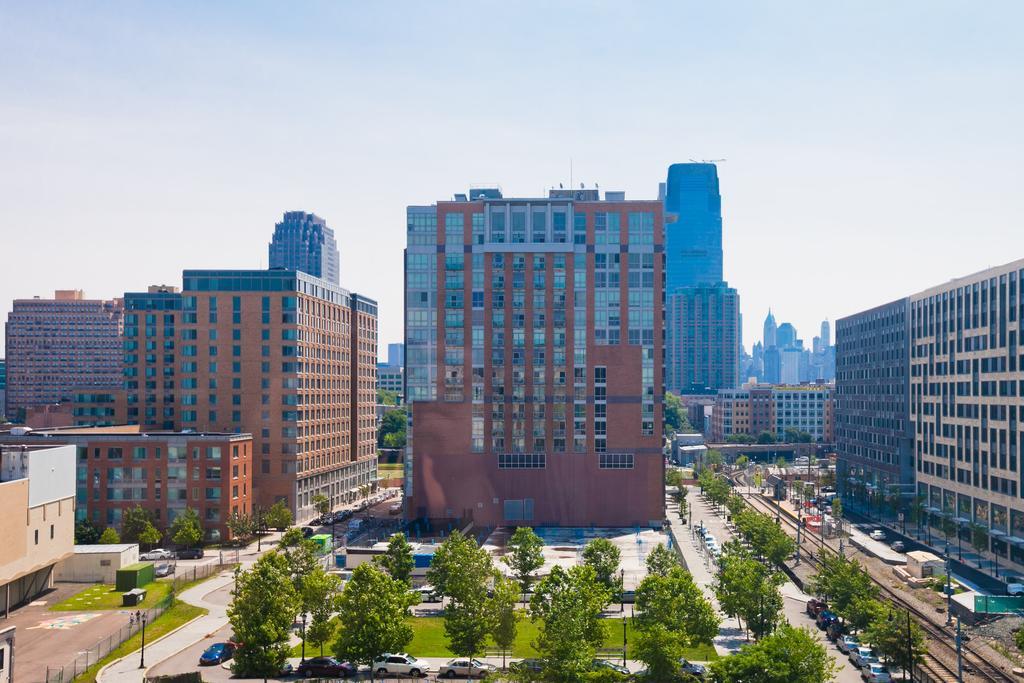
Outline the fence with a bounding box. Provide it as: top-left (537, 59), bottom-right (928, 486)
top-left (44, 557), bottom-right (237, 682)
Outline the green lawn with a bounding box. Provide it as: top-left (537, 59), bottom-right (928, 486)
top-left (378, 462), bottom-right (404, 475)
top-left (73, 601), bottom-right (207, 683)
top-left (51, 581), bottom-right (173, 611)
top-left (295, 616), bottom-right (717, 662)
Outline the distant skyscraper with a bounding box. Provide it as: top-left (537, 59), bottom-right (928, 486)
top-left (664, 163), bottom-right (723, 290)
top-left (776, 322), bottom-right (797, 349)
top-left (268, 211), bottom-right (340, 285)
top-left (820, 319), bottom-right (831, 348)
top-left (666, 283), bottom-right (740, 394)
top-left (0, 358), bottom-right (6, 419)
top-left (763, 310), bottom-right (777, 348)
top-left (387, 343), bottom-right (405, 368)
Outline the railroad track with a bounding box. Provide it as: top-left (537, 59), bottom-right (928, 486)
top-left (723, 472), bottom-right (1015, 683)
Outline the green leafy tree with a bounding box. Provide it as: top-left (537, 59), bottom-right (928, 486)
top-left (756, 431), bottom-right (776, 444)
top-left (863, 608), bottom-right (926, 678)
top-left (280, 528), bottom-right (319, 604)
top-left (807, 553), bottom-right (878, 622)
top-left (226, 512), bottom-right (255, 544)
top-left (490, 576), bottom-right (519, 669)
top-left (582, 538), bottom-right (621, 595)
top-left (427, 530), bottom-right (496, 658)
top-left (334, 564), bottom-right (415, 676)
top-left (970, 523), bottom-right (989, 566)
top-left (503, 526), bottom-right (545, 596)
top-left (138, 523), bottom-right (162, 548)
top-left (378, 408), bottom-right (407, 449)
top-left (665, 468), bottom-right (684, 488)
top-left (714, 543), bottom-right (784, 640)
top-left (709, 624), bottom-right (837, 683)
top-left (634, 623), bottom-right (687, 682)
top-left (171, 507), bottom-right (204, 548)
top-left (303, 565), bottom-right (342, 656)
top-left (374, 533), bottom-right (415, 586)
top-left (784, 427), bottom-right (801, 443)
top-left (735, 455), bottom-right (750, 470)
top-left (313, 493), bottom-right (331, 517)
top-left (121, 505), bottom-right (161, 546)
top-left (265, 500), bottom-right (293, 530)
top-left (845, 596), bottom-right (886, 635)
top-left (636, 566), bottom-right (720, 646)
top-left (228, 552), bottom-right (299, 676)
top-left (705, 450), bottom-right (725, 470)
top-left (726, 432), bottom-right (756, 444)
top-left (99, 527), bottom-right (120, 544)
top-left (529, 564), bottom-right (611, 682)
top-left (645, 543), bottom-right (679, 577)
top-left (75, 519), bottom-right (101, 545)
top-left (664, 392), bottom-right (693, 435)
top-left (377, 389), bottom-right (399, 406)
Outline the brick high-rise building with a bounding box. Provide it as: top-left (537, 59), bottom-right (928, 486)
top-left (177, 269), bottom-right (377, 520)
top-left (666, 282), bottom-right (740, 393)
top-left (5, 290), bottom-right (123, 420)
top-left (123, 285), bottom-right (183, 430)
top-left (405, 187), bottom-right (664, 527)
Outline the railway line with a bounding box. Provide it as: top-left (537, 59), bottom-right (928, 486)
top-left (725, 471), bottom-right (1016, 683)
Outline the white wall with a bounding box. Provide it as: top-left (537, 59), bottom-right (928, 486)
top-left (27, 444), bottom-right (75, 507)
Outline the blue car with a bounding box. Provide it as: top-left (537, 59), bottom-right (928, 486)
top-left (199, 642), bottom-right (235, 665)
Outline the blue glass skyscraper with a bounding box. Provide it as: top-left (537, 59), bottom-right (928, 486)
top-left (664, 163), bottom-right (723, 291)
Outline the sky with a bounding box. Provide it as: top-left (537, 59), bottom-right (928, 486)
top-left (1, 1), bottom-right (1023, 358)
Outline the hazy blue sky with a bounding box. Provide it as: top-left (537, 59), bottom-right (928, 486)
top-left (2, 2), bottom-right (1022, 358)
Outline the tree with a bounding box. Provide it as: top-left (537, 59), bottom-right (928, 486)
top-left (377, 389), bottom-right (399, 406)
top-left (735, 455), bottom-right (749, 470)
top-left (665, 468), bottom-right (684, 489)
top-left (645, 543), bottom-right (678, 577)
top-left (705, 450), bottom-right (725, 470)
top-left (122, 505), bottom-right (161, 546)
top-left (75, 519), bottom-right (101, 545)
top-left (99, 527), bottom-right (121, 544)
top-left (375, 533), bottom-right (415, 586)
top-left (280, 528), bottom-right (319, 607)
top-left (756, 431), bottom-right (776, 444)
top-left (529, 564), bottom-right (611, 682)
top-left (971, 523), bottom-right (989, 567)
top-left (427, 531), bottom-right (495, 659)
top-left (714, 543), bottom-right (784, 640)
top-left (709, 624), bottom-right (837, 683)
top-left (490, 576), bottom-right (519, 669)
top-left (726, 432), bottom-right (755, 444)
top-left (636, 566), bottom-right (720, 646)
top-left (830, 498), bottom-right (843, 524)
top-left (582, 538), bottom-right (621, 595)
top-left (664, 392), bottom-right (692, 435)
top-left (228, 552), bottom-right (299, 676)
top-left (784, 427), bottom-right (801, 443)
top-left (845, 596), bottom-right (886, 635)
top-left (378, 408), bottom-right (407, 449)
top-left (313, 493), bottom-right (331, 517)
top-left (227, 512), bottom-right (255, 544)
top-left (303, 565), bottom-right (342, 656)
top-left (335, 564), bottom-right (415, 677)
top-left (807, 553), bottom-right (878, 622)
top-left (171, 507), bottom-right (204, 548)
top-left (633, 623), bottom-right (687, 681)
top-left (503, 526), bottom-right (545, 596)
top-left (265, 500), bottom-right (293, 530)
top-left (863, 608), bottom-right (926, 679)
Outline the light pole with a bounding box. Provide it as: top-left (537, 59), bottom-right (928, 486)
top-left (256, 506), bottom-right (262, 552)
top-left (137, 610), bottom-right (147, 669)
top-left (796, 506), bottom-right (802, 565)
top-left (955, 617), bottom-right (963, 682)
top-left (620, 568), bottom-right (625, 613)
top-left (300, 611), bottom-right (307, 663)
top-left (622, 616), bottom-right (627, 668)
top-left (945, 543), bottom-right (953, 626)
top-left (905, 609), bottom-right (913, 682)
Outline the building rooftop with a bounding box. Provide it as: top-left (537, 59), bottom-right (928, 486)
top-left (72, 544), bottom-right (138, 554)
top-left (0, 426), bottom-right (252, 440)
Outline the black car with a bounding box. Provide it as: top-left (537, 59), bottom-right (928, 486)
top-left (176, 548), bottom-right (204, 560)
top-left (511, 659), bottom-right (544, 674)
top-left (296, 656), bottom-right (356, 678)
top-left (679, 658), bottom-right (707, 676)
top-left (301, 526), bottom-right (316, 538)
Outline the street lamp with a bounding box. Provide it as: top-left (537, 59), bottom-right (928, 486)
top-left (137, 610), bottom-right (148, 669)
top-left (300, 611), bottom-right (308, 663)
top-left (796, 505), bottom-right (802, 565)
top-left (945, 543), bottom-right (953, 626)
top-left (620, 569), bottom-right (625, 613)
top-left (622, 616), bottom-right (627, 668)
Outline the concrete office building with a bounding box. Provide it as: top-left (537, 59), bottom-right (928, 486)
top-left (910, 259), bottom-right (1024, 567)
top-left (0, 443), bottom-right (75, 618)
top-left (835, 299), bottom-right (913, 502)
top-left (178, 270), bottom-right (377, 520)
top-left (4, 291), bottom-right (123, 420)
top-left (772, 384), bottom-right (833, 442)
top-left (780, 347), bottom-right (802, 385)
top-left (666, 283), bottom-right (740, 394)
top-left (268, 211), bottom-right (341, 285)
top-left (0, 427), bottom-right (252, 541)
top-left (377, 364), bottom-right (404, 398)
top-left (405, 186), bottom-right (664, 527)
top-left (386, 343), bottom-right (405, 368)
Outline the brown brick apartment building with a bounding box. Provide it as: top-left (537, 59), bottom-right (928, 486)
top-left (405, 188), bottom-right (664, 527)
top-left (0, 427), bottom-right (252, 542)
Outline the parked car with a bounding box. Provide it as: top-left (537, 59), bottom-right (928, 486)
top-left (140, 548), bottom-right (174, 561)
top-left (296, 656), bottom-right (355, 678)
top-left (592, 659), bottom-right (630, 675)
top-left (679, 659), bottom-right (708, 676)
top-left (851, 646), bottom-right (878, 668)
top-left (373, 653), bottom-right (429, 677)
top-left (510, 659), bottom-right (544, 675)
top-left (439, 658), bottom-right (496, 678)
top-left (805, 598), bottom-right (828, 617)
top-left (825, 620), bottom-right (845, 641)
top-left (619, 590), bottom-right (636, 604)
top-left (1007, 583), bottom-right (1024, 596)
top-left (199, 642), bottom-right (235, 665)
top-left (889, 541), bottom-right (905, 553)
top-left (416, 585), bottom-right (441, 602)
top-left (869, 529), bottom-right (886, 541)
top-left (176, 548), bottom-right (204, 560)
top-left (861, 663), bottom-right (892, 682)
top-left (301, 526), bottom-right (315, 538)
top-left (838, 635), bottom-right (860, 654)
top-left (154, 562), bottom-right (173, 577)
top-left (815, 609), bottom-right (838, 630)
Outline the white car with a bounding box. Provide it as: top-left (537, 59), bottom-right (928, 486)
top-left (862, 663), bottom-right (892, 682)
top-left (838, 635), bottom-right (859, 654)
top-left (851, 646), bottom-right (878, 669)
top-left (373, 653), bottom-right (429, 677)
top-left (869, 529), bottom-right (886, 541)
top-left (140, 548), bottom-right (174, 561)
top-left (438, 658), bottom-right (496, 679)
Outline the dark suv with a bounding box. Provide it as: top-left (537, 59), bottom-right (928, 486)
top-left (176, 548), bottom-right (204, 560)
top-left (296, 657), bottom-right (355, 678)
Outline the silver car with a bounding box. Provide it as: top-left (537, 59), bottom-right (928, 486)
top-left (140, 548), bottom-right (174, 561)
top-left (438, 658), bottom-right (496, 679)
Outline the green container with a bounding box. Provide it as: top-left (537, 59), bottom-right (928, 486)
top-left (974, 595), bottom-right (1024, 614)
top-left (116, 562), bottom-right (155, 591)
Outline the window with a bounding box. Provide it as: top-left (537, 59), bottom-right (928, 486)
top-left (497, 453), bottom-right (546, 469)
top-left (599, 453), bottom-right (634, 469)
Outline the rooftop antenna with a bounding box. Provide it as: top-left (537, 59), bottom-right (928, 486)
top-left (569, 158), bottom-right (573, 192)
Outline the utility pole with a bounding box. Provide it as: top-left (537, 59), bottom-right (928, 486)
top-left (905, 609), bottom-right (913, 682)
top-left (796, 506), bottom-right (802, 565)
top-left (945, 543), bottom-right (953, 626)
top-left (955, 617), bottom-right (963, 682)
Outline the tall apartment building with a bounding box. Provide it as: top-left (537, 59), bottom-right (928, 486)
top-left (123, 285), bottom-right (183, 430)
top-left (0, 427), bottom-right (252, 541)
top-left (0, 359), bottom-right (6, 421)
top-left (405, 187), bottom-right (664, 527)
top-left (386, 343), bottom-right (405, 368)
top-left (664, 163), bottom-right (722, 290)
top-left (835, 299), bottom-right (913, 499)
top-left (268, 211), bottom-right (341, 285)
top-left (4, 291), bottom-right (123, 419)
top-left (666, 282), bottom-right (740, 393)
top-left (177, 269), bottom-right (377, 520)
top-left (0, 443), bottom-right (75, 618)
top-left (911, 259), bottom-right (1024, 566)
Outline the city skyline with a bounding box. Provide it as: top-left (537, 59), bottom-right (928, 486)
top-left (3, 2), bottom-right (1023, 358)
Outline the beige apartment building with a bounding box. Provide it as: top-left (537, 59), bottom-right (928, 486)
top-left (0, 443), bottom-right (76, 618)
